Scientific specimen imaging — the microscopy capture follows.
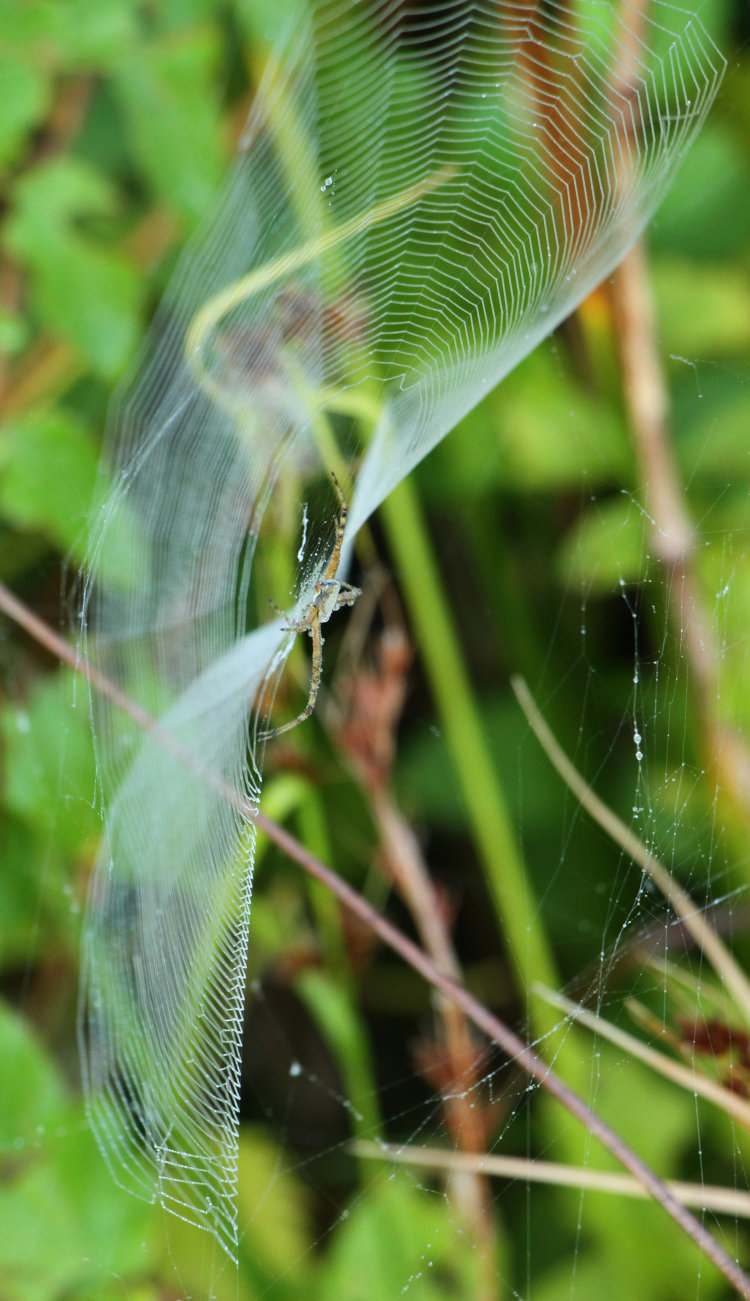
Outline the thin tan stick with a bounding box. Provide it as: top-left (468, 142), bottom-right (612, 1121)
top-left (511, 675), bottom-right (750, 1023)
top-left (537, 984), bottom-right (750, 1131)
top-left (353, 1140), bottom-right (750, 1220)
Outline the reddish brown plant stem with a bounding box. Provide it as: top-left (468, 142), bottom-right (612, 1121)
top-left (335, 628), bottom-right (495, 1268)
top-left (2, 579), bottom-right (749, 1297)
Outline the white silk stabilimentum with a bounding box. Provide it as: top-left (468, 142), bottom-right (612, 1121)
top-left (78, 0), bottom-right (723, 1261)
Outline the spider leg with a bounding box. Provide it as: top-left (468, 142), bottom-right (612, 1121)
top-left (258, 616), bottom-right (324, 741)
top-left (268, 597), bottom-right (311, 634)
top-left (334, 581), bottom-right (361, 610)
top-left (322, 471), bottom-right (348, 582)
top-left (258, 473), bottom-right (357, 741)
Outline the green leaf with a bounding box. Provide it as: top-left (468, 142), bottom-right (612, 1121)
top-left (44, 0), bottom-right (138, 66)
top-left (0, 306), bottom-right (30, 357)
top-left (495, 352), bottom-right (631, 490)
top-left (697, 525), bottom-right (750, 729)
top-left (652, 125), bottom-right (750, 260)
top-left (671, 362), bottom-right (750, 483)
top-left (2, 670), bottom-right (99, 853)
top-left (0, 0), bottom-right (64, 55)
top-left (4, 158), bottom-right (142, 376)
top-left (425, 349), bottom-right (630, 501)
top-left (320, 1176), bottom-right (482, 1301)
top-left (0, 1108), bottom-right (158, 1301)
top-left (161, 0), bottom-right (226, 25)
top-left (158, 1126), bottom-right (312, 1298)
top-left (238, 1128), bottom-right (312, 1276)
top-left (113, 27), bottom-right (227, 226)
top-left (0, 817), bottom-right (50, 968)
top-left (0, 1000), bottom-right (68, 1152)
top-left (0, 409), bottom-right (99, 559)
top-left (296, 968), bottom-right (381, 1137)
top-left (0, 0), bottom-right (137, 67)
top-left (235, 0), bottom-right (314, 53)
top-left (0, 61), bottom-right (49, 171)
top-left (557, 495), bottom-right (648, 593)
top-left (0, 1006), bottom-right (158, 1298)
top-left (555, 1046), bottom-right (726, 1301)
top-left (654, 259), bottom-right (750, 356)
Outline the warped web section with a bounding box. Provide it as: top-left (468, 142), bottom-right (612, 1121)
top-left (78, 0), bottom-right (723, 1260)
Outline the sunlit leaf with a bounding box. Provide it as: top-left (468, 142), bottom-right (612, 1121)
top-left (4, 158), bottom-right (142, 376)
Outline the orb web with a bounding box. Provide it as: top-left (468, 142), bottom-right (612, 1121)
top-left (78, 0), bottom-right (723, 1260)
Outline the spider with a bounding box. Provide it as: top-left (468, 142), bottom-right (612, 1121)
top-left (258, 472), bottom-right (361, 740)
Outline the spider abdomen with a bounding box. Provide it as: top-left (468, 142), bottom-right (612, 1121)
top-left (313, 578), bottom-right (343, 624)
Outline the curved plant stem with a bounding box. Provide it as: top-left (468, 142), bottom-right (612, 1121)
top-left (184, 167), bottom-right (453, 409)
top-left (537, 984), bottom-right (750, 1130)
top-left (2, 578), bottom-right (750, 1298)
top-left (512, 674), bottom-right (750, 1023)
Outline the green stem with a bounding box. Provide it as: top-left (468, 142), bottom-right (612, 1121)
top-left (380, 476), bottom-right (562, 1046)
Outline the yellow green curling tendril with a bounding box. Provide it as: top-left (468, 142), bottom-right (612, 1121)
top-left (184, 166), bottom-right (455, 405)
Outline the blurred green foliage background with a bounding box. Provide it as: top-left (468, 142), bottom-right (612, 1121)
top-left (1, 0), bottom-right (750, 1297)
